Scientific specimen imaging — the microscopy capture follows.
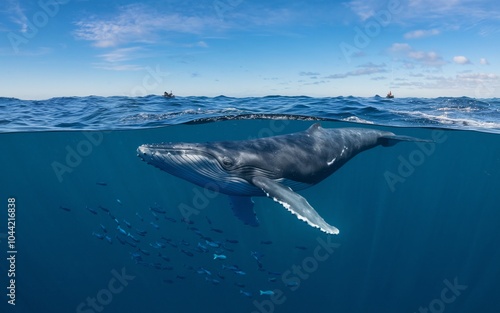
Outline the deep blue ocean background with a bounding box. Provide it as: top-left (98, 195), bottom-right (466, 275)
top-left (0, 95), bottom-right (499, 313)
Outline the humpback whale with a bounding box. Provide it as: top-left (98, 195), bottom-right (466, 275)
top-left (137, 123), bottom-right (428, 234)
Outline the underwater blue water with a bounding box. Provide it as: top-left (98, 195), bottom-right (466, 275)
top-left (0, 96), bottom-right (499, 313)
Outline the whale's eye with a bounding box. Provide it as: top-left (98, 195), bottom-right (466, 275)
top-left (221, 156), bottom-right (233, 167)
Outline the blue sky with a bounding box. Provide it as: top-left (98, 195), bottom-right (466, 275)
top-left (1, 0), bottom-right (499, 99)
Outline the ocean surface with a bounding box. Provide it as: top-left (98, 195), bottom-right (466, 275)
top-left (0, 95), bottom-right (499, 313)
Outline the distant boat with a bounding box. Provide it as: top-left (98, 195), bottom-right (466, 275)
top-left (163, 91), bottom-right (174, 98)
top-left (386, 91), bottom-right (394, 98)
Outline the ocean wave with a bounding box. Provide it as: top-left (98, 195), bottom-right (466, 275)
top-left (0, 96), bottom-right (499, 133)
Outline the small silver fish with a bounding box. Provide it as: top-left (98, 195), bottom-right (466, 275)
top-left (260, 290), bottom-right (275, 296)
top-left (213, 253), bottom-right (227, 260)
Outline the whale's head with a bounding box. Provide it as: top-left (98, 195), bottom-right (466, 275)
top-left (137, 142), bottom-right (264, 195)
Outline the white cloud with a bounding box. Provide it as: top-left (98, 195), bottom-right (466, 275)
top-left (92, 63), bottom-right (145, 71)
top-left (92, 46), bottom-right (152, 71)
top-left (74, 4), bottom-right (220, 48)
top-left (409, 50), bottom-right (440, 61)
top-left (3, 0), bottom-right (28, 32)
top-left (456, 72), bottom-right (498, 81)
top-left (391, 71), bottom-right (500, 96)
top-left (97, 47), bottom-right (145, 63)
top-left (453, 55), bottom-right (471, 65)
top-left (408, 0), bottom-right (461, 12)
top-left (196, 41), bottom-right (208, 48)
top-left (479, 58), bottom-right (489, 65)
top-left (345, 0), bottom-right (500, 32)
top-left (409, 72), bottom-right (425, 77)
top-left (73, 3), bottom-right (304, 49)
top-left (344, 0), bottom-right (376, 21)
top-left (299, 71), bottom-right (321, 77)
top-left (231, 7), bottom-right (298, 27)
top-left (389, 43), bottom-right (413, 52)
top-left (325, 62), bottom-right (387, 79)
top-left (389, 43), bottom-right (446, 67)
top-left (404, 29), bottom-right (440, 39)
top-left (407, 0), bottom-right (499, 21)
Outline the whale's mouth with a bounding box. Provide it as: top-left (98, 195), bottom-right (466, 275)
top-left (137, 143), bottom-right (226, 182)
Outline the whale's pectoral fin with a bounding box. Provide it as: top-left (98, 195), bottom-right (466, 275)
top-left (379, 135), bottom-right (433, 147)
top-left (251, 176), bottom-right (339, 235)
top-left (229, 196), bottom-right (259, 227)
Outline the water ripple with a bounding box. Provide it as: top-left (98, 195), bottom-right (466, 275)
top-left (1, 95), bottom-right (499, 133)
